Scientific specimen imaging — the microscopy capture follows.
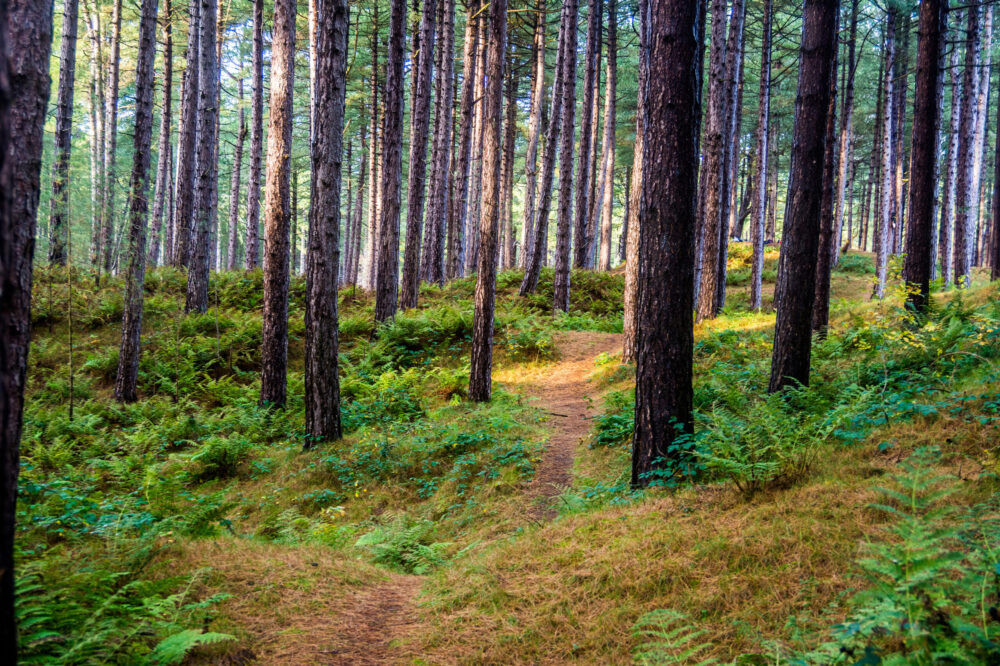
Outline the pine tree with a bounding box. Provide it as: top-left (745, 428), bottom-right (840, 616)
top-left (48, 0), bottom-right (80, 266)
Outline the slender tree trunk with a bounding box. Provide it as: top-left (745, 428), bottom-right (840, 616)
top-left (573, 0), bottom-right (600, 268)
top-left (148, 0), bottom-right (173, 266)
top-left (400, 0), bottom-right (436, 309)
top-left (991, 67), bottom-right (1000, 278)
top-left (954, 1), bottom-right (979, 288)
top-left (85, 0), bottom-right (105, 271)
top-left (813, 49), bottom-right (838, 334)
top-left (621, 0), bottom-right (648, 363)
top-left (291, 169), bottom-right (299, 274)
top-left (695, 0), bottom-right (729, 322)
top-left (244, 0), bottom-right (264, 269)
top-left (173, 0), bottom-right (200, 267)
top-left (969, 6), bottom-right (992, 270)
top-left (903, 0), bottom-right (946, 312)
top-left (632, 0), bottom-right (699, 487)
top-left (464, 11), bottom-right (488, 275)
top-left (1, 0), bottom-right (54, 651)
top-left (225, 80), bottom-right (247, 271)
top-left (891, 10), bottom-right (910, 257)
top-left (185, 0), bottom-right (219, 312)
top-left (364, 63), bottom-right (380, 286)
top-left (749, 0), bottom-right (772, 310)
top-left (100, 0), bottom-right (123, 274)
top-left (553, 0), bottom-right (578, 312)
top-left (48, 0), bottom-right (80, 266)
top-left (448, 3), bottom-right (480, 279)
top-left (351, 131), bottom-right (367, 285)
top-left (768, 0), bottom-right (838, 392)
top-left (343, 140), bottom-right (353, 284)
top-left (521, 0), bottom-right (545, 269)
top-left (500, 55), bottom-right (517, 269)
top-left (374, 0), bottom-right (406, 322)
top-left (259, 0), bottom-right (296, 407)
top-left (114, 0), bottom-right (158, 402)
top-left (832, 0), bottom-right (858, 266)
top-left (423, 0), bottom-right (454, 284)
top-left (596, 0), bottom-right (617, 271)
top-left (468, 0), bottom-right (507, 402)
top-left (875, 11), bottom-right (896, 299)
top-left (304, 0), bottom-right (348, 441)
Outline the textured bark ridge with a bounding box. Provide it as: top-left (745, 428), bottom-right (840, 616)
top-left (573, 0), bottom-right (600, 269)
top-left (768, 0), bottom-right (839, 392)
top-left (552, 0), bottom-right (578, 313)
top-left (749, 0), bottom-right (772, 310)
top-left (172, 0), bottom-right (199, 268)
top-left (148, 0), bottom-right (173, 267)
top-left (245, 0), bottom-right (264, 269)
top-left (304, 0), bottom-right (348, 442)
top-left (48, 0), bottom-right (80, 266)
top-left (114, 0), bottom-right (158, 403)
top-left (259, 0), bottom-right (296, 408)
top-left (468, 0), bottom-right (508, 402)
top-left (596, 0), bottom-right (617, 272)
top-left (521, 1), bottom-right (545, 271)
top-left (631, 0), bottom-right (699, 487)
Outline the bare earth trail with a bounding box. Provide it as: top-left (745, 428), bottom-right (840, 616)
top-left (220, 331), bottom-right (621, 664)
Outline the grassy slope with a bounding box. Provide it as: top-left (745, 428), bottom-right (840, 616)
top-left (16, 246), bottom-right (1000, 663)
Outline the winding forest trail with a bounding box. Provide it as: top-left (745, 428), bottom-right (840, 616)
top-left (505, 331), bottom-right (623, 520)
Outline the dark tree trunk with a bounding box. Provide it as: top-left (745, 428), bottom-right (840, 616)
top-left (400, 0), bottom-right (436, 309)
top-left (621, 0), bottom-right (648, 363)
top-left (148, 0), bottom-right (172, 266)
top-left (866, 53), bottom-right (885, 256)
top-left (113, 0), bottom-right (158, 402)
top-left (875, 11), bottom-right (895, 299)
top-left (832, 0), bottom-right (858, 266)
top-left (349, 126), bottom-right (368, 285)
top-left (953, 1), bottom-right (979, 288)
top-left (969, 7), bottom-right (992, 270)
top-left (172, 0), bottom-right (200, 267)
top-left (521, 0), bottom-right (545, 269)
top-left (749, 0), bottom-right (772, 310)
top-left (226, 79), bottom-right (247, 271)
top-left (304, 0), bottom-right (348, 442)
top-left (374, 0), bottom-right (406, 322)
top-left (991, 72), bottom-right (1000, 278)
top-left (1, 0), bottom-right (53, 651)
top-left (468, 0), bottom-right (507, 402)
top-left (812, 51), bottom-right (838, 334)
top-left (259, 0), bottom-right (296, 407)
top-left (464, 13), bottom-right (488, 275)
top-left (632, 0), bottom-right (699, 487)
top-left (695, 0), bottom-right (728, 322)
top-left (597, 0), bottom-right (617, 271)
top-left (422, 0), bottom-right (454, 285)
top-left (48, 0), bottom-right (80, 266)
top-left (768, 0), bottom-right (838, 393)
top-left (245, 0), bottom-right (263, 269)
top-left (520, 0), bottom-right (569, 296)
top-left (100, 0), bottom-right (123, 274)
top-left (291, 169), bottom-right (299, 274)
top-left (500, 54), bottom-right (517, 269)
top-left (85, 0), bottom-right (105, 271)
top-left (447, 3), bottom-right (479, 279)
top-left (903, 0), bottom-right (946, 311)
top-left (573, 0), bottom-right (600, 268)
top-left (891, 10), bottom-right (911, 257)
top-left (552, 0), bottom-right (578, 312)
top-left (185, 0), bottom-right (219, 313)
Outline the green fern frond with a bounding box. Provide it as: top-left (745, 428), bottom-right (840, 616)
top-left (632, 609), bottom-right (718, 665)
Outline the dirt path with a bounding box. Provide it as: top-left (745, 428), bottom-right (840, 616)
top-left (508, 331), bottom-right (623, 520)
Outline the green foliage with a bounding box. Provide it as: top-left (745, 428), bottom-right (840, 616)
top-left (148, 629), bottom-right (236, 665)
top-left (188, 435), bottom-right (253, 480)
top-left (501, 322), bottom-right (556, 362)
top-left (632, 609), bottom-right (718, 665)
top-left (592, 390), bottom-right (634, 448)
top-left (355, 517), bottom-right (453, 574)
top-left (833, 253), bottom-right (875, 275)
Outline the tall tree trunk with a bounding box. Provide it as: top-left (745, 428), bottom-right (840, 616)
top-left (695, 0), bottom-right (729, 322)
top-left (173, 0), bottom-right (200, 267)
top-left (400, 0), bottom-right (436, 309)
top-left (954, 1), bottom-right (979, 288)
top-left (596, 0), bottom-right (617, 271)
top-left (374, 0), bottom-right (406, 322)
top-left (891, 10), bottom-right (910, 256)
top-left (832, 0), bottom-right (858, 266)
top-left (521, 0), bottom-right (545, 269)
top-left (903, 0), bottom-right (946, 312)
top-left (304, 0), bottom-right (348, 441)
top-left (259, 0), bottom-right (296, 407)
top-left (500, 54), bottom-right (517, 269)
top-left (447, 3), bottom-right (479, 279)
top-left (291, 169), bottom-right (299, 274)
top-left (148, 0), bottom-right (173, 266)
top-left (114, 0), bottom-right (158, 402)
top-left (343, 140), bottom-right (353, 284)
top-left (768, 0), bottom-right (838, 392)
top-left (464, 11), bottom-right (488, 275)
top-left (621, 0), bottom-right (648, 363)
top-left (468, 0), bottom-right (507, 402)
top-left (351, 131), bottom-right (367, 285)
top-left (185, 0), bottom-right (219, 312)
top-left (423, 0), bottom-right (454, 285)
top-left (100, 0), bottom-right (123, 274)
top-left (991, 64), bottom-right (1000, 278)
top-left (812, 49), bottom-right (838, 334)
top-left (749, 0), bottom-right (772, 310)
top-left (245, 0), bottom-right (263, 268)
top-left (552, 0), bottom-right (578, 312)
top-left (48, 0), bottom-right (80, 266)
top-left (573, 0), bottom-right (600, 268)
top-left (875, 11), bottom-right (895, 299)
top-left (969, 5), bottom-right (992, 270)
top-left (364, 62), bottom-right (380, 286)
top-left (1, 0), bottom-right (54, 651)
top-left (520, 0), bottom-right (569, 296)
top-left (226, 79), bottom-right (246, 271)
top-left (632, 0), bottom-right (699, 487)
top-left (85, 0), bottom-right (105, 271)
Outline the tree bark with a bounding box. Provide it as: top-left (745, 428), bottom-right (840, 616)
top-left (244, 0), bottom-right (264, 269)
top-left (954, 1), bottom-right (979, 288)
top-left (969, 5), bottom-right (991, 270)
top-left (348, 126), bottom-right (368, 285)
top-left (874, 11), bottom-right (895, 299)
top-left (148, 0), bottom-right (172, 267)
top-left (100, 0), bottom-right (123, 274)
top-left (596, 0), bottom-right (617, 271)
top-left (749, 0), bottom-right (772, 310)
top-left (521, 0), bottom-right (545, 270)
top-left (422, 0), bottom-right (454, 284)
top-left (226, 79), bottom-right (247, 271)
top-left (632, 0), bottom-right (699, 487)
top-left (48, 0), bottom-right (80, 266)
top-left (172, 0), bottom-right (200, 267)
top-left (832, 0), bottom-right (858, 267)
top-left (184, 0), bottom-right (219, 313)
top-left (305, 0), bottom-right (348, 441)
top-left (84, 0), bottom-right (105, 271)
top-left (573, 0), bottom-right (601, 268)
top-left (903, 0), bottom-right (946, 312)
top-left (400, 0), bottom-right (436, 309)
top-left (768, 0), bottom-right (838, 393)
top-left (500, 54), bottom-right (517, 270)
top-left (468, 0), bottom-right (507, 402)
top-left (114, 0), bottom-right (158, 402)
top-left (1, 0), bottom-right (53, 651)
top-left (552, 0), bottom-right (578, 312)
top-left (259, 0), bottom-right (296, 407)
top-left (812, 49), bottom-right (838, 334)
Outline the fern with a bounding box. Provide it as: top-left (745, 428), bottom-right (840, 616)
top-left (147, 629), bottom-right (236, 665)
top-left (632, 609), bottom-right (718, 665)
